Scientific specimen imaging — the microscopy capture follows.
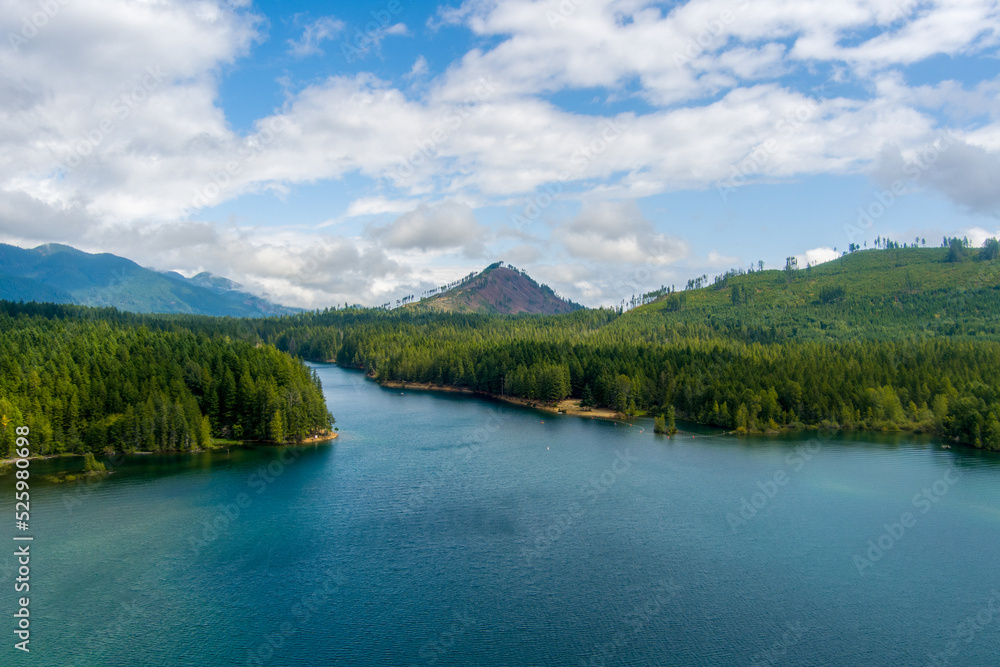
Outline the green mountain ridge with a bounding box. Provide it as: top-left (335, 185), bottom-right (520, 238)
top-left (0, 243), bottom-right (299, 318)
top-left (631, 245), bottom-right (1000, 340)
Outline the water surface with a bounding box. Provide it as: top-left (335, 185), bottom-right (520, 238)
top-left (3, 363), bottom-right (999, 665)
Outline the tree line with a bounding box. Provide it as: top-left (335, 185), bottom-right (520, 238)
top-left (0, 301), bottom-right (333, 458)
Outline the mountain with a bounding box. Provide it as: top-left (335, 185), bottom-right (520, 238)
top-left (0, 243), bottom-right (299, 317)
top-left (412, 262), bottom-right (584, 315)
top-left (254, 243), bottom-right (1000, 449)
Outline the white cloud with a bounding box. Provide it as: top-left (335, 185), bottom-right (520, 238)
top-left (287, 16), bottom-right (345, 57)
top-left (370, 201), bottom-right (488, 256)
top-left (796, 247), bottom-right (840, 267)
top-left (919, 140), bottom-right (1000, 215)
top-left (346, 196), bottom-right (424, 217)
top-left (6, 0), bottom-right (998, 226)
top-left (407, 55), bottom-right (430, 78)
top-left (434, 0), bottom-right (1000, 105)
top-left (554, 200), bottom-right (689, 265)
top-left (965, 226), bottom-right (1000, 247)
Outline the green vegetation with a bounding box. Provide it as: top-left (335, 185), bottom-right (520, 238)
top-left (653, 407), bottom-right (677, 436)
top-left (0, 302), bottom-right (333, 458)
top-left (2, 242), bottom-right (998, 455)
top-left (221, 245), bottom-right (997, 450)
top-left (82, 452), bottom-right (106, 473)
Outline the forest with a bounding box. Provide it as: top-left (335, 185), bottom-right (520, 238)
top-left (231, 245), bottom-right (999, 451)
top-left (0, 301), bottom-right (333, 458)
top-left (259, 308), bottom-right (1000, 450)
top-left (2, 244), bottom-right (998, 456)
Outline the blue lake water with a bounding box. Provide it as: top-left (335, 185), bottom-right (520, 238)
top-left (3, 363), bottom-right (1000, 665)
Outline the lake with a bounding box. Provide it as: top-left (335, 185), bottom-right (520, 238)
top-left (3, 363), bottom-right (1000, 665)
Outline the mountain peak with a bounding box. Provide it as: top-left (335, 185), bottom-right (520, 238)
top-left (413, 262), bottom-right (583, 315)
top-left (33, 242), bottom-right (85, 256)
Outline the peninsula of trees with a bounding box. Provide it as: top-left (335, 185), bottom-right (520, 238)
top-left (0, 302), bottom-right (333, 459)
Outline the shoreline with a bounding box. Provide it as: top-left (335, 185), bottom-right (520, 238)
top-left (321, 364), bottom-right (966, 449)
top-left (0, 432), bottom-right (339, 468)
top-left (371, 376), bottom-right (962, 447)
top-left (376, 378), bottom-right (627, 421)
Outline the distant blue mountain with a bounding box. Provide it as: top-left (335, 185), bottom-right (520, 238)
top-left (0, 243), bottom-right (300, 317)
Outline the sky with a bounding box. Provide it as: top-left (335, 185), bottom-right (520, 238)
top-left (2, 0), bottom-right (1000, 308)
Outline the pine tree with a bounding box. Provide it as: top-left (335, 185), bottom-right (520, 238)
top-left (270, 411), bottom-right (285, 444)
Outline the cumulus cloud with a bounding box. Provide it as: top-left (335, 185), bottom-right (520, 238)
top-left (370, 201), bottom-right (488, 256)
top-left (873, 136), bottom-right (1000, 216)
top-left (346, 196), bottom-right (424, 217)
top-left (100, 225), bottom-right (406, 310)
top-left (919, 140), bottom-right (1000, 216)
top-left (4, 0), bottom-right (995, 227)
top-left (554, 201), bottom-right (688, 265)
top-left (0, 195), bottom-right (404, 310)
top-left (407, 55), bottom-right (430, 79)
top-left (706, 250), bottom-right (741, 268)
top-left (434, 0), bottom-right (1000, 106)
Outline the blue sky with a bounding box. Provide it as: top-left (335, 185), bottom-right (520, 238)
top-left (2, 0), bottom-right (1000, 307)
